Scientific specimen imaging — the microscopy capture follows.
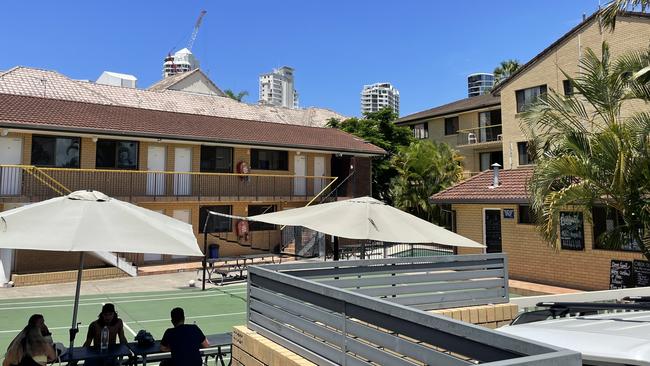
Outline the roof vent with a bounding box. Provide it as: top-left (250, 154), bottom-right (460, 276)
top-left (490, 163), bottom-right (502, 188)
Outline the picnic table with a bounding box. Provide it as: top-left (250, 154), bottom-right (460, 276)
top-left (202, 254), bottom-right (282, 285)
top-left (60, 332), bottom-right (232, 365)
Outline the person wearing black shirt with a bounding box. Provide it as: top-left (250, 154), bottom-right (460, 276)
top-left (160, 307), bottom-right (209, 366)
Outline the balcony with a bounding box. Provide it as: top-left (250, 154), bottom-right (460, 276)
top-left (0, 165), bottom-right (336, 203)
top-left (457, 124), bottom-right (503, 148)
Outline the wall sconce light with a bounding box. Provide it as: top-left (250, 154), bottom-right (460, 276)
top-left (0, 128), bottom-right (9, 137)
top-left (91, 136), bottom-right (98, 143)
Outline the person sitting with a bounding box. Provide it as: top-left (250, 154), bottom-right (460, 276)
top-left (82, 303), bottom-right (128, 348)
top-left (160, 307), bottom-right (209, 366)
top-left (3, 315), bottom-right (56, 366)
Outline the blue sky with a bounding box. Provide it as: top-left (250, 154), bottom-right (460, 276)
top-left (0, 0), bottom-right (602, 117)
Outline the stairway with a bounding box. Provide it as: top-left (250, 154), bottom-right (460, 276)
top-left (91, 251), bottom-right (138, 277)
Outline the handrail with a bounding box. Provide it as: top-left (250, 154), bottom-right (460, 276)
top-left (0, 165), bottom-right (336, 180)
top-left (27, 166), bottom-right (72, 195)
top-left (457, 123), bottom-right (503, 134)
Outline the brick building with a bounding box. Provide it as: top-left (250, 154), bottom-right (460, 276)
top-left (0, 67), bottom-right (384, 279)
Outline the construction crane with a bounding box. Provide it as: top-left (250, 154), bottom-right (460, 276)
top-left (187, 10), bottom-right (207, 51)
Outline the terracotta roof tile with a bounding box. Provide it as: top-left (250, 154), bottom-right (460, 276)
top-left (431, 167), bottom-right (533, 204)
top-left (0, 93), bottom-right (385, 155)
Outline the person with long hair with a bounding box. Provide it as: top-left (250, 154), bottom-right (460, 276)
top-left (3, 314), bottom-right (56, 366)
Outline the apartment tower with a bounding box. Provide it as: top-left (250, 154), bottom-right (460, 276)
top-left (360, 82), bottom-right (400, 116)
top-left (467, 73), bottom-right (495, 97)
top-left (259, 66), bottom-right (299, 109)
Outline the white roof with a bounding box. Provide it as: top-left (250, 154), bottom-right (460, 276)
top-left (100, 71), bottom-right (137, 80)
top-left (0, 67), bottom-right (346, 127)
top-left (498, 311), bottom-right (650, 365)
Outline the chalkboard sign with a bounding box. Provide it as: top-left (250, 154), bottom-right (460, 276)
top-left (610, 260), bottom-right (634, 289)
top-left (560, 212), bottom-right (584, 250)
top-left (503, 209), bottom-right (515, 219)
top-left (633, 260), bottom-right (650, 287)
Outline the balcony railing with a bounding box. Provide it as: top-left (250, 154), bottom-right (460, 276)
top-left (0, 165), bottom-right (337, 202)
top-left (457, 124), bottom-right (503, 147)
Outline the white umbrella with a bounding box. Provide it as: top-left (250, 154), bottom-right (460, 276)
top-left (0, 190), bottom-right (202, 350)
top-left (248, 196), bottom-right (484, 248)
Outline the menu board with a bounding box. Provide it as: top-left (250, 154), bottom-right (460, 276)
top-left (610, 260), bottom-right (634, 289)
top-left (560, 212), bottom-right (584, 250)
top-left (633, 260), bottom-right (650, 287)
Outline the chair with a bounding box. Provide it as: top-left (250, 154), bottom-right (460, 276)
top-left (467, 133), bottom-right (477, 144)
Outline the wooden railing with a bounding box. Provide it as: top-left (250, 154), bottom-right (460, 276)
top-left (0, 165), bottom-right (336, 202)
top-left (457, 124), bottom-right (503, 146)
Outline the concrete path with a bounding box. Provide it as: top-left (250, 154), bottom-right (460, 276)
top-left (0, 271), bottom-right (231, 299)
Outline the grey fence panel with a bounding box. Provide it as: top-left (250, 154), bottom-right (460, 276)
top-left (247, 255), bottom-right (581, 366)
top-left (320, 268), bottom-right (506, 288)
top-left (357, 278), bottom-right (505, 297)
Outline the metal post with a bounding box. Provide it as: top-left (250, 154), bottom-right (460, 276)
top-left (69, 252), bottom-right (85, 353)
top-left (333, 236), bottom-right (339, 261)
top-left (202, 214), bottom-right (210, 291)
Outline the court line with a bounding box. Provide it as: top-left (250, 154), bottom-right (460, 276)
top-left (0, 291), bottom-right (247, 311)
top-left (122, 322), bottom-right (137, 336)
top-left (0, 286), bottom-right (248, 306)
top-left (0, 312), bottom-right (247, 334)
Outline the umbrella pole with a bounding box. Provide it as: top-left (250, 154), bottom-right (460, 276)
top-left (69, 252), bottom-right (84, 352)
top-left (202, 230), bottom-right (208, 291)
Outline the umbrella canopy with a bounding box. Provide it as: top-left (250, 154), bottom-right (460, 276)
top-left (248, 196), bottom-right (484, 248)
top-left (0, 190), bottom-right (202, 351)
top-left (0, 190), bottom-right (202, 256)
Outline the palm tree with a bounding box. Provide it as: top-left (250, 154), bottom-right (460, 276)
top-left (389, 141), bottom-right (463, 222)
top-left (600, 0), bottom-right (650, 30)
top-left (493, 59), bottom-right (521, 85)
top-left (521, 42), bottom-right (650, 260)
top-left (223, 89), bottom-right (249, 102)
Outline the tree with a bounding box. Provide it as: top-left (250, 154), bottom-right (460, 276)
top-left (224, 89), bottom-right (249, 102)
top-left (493, 59), bottom-right (521, 86)
top-left (326, 107), bottom-right (413, 202)
top-left (389, 141), bottom-right (463, 222)
top-left (521, 42), bottom-right (650, 260)
top-left (600, 0), bottom-right (650, 30)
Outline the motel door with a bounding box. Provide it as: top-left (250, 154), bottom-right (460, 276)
top-left (0, 137), bottom-right (22, 196)
top-left (173, 147), bottom-right (192, 196)
top-left (294, 155), bottom-right (307, 196)
top-left (313, 156), bottom-right (325, 194)
top-left (146, 146), bottom-right (166, 196)
top-left (484, 209), bottom-right (502, 253)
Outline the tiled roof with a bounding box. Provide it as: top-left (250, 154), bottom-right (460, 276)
top-left (492, 11), bottom-right (650, 94)
top-left (396, 94), bottom-right (500, 124)
top-left (430, 167), bottom-right (533, 204)
top-left (0, 67), bottom-right (346, 127)
top-left (0, 93), bottom-right (385, 155)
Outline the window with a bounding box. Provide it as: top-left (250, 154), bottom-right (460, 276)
top-left (444, 117), bottom-right (459, 135)
top-left (248, 205), bottom-right (277, 231)
top-left (562, 80), bottom-right (574, 96)
top-left (518, 205), bottom-right (536, 224)
top-left (517, 141), bottom-right (535, 165)
top-left (411, 123), bottom-right (429, 139)
top-left (199, 205), bottom-right (232, 233)
top-left (251, 149), bottom-right (288, 170)
top-left (515, 85), bottom-right (547, 113)
top-left (200, 146), bottom-right (233, 173)
top-left (95, 140), bottom-right (138, 169)
top-left (592, 206), bottom-right (641, 252)
top-left (31, 136), bottom-right (80, 168)
top-left (479, 151), bottom-right (503, 171)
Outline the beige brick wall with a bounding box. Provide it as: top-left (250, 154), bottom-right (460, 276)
top-left (500, 17), bottom-right (650, 169)
top-left (454, 203), bottom-right (644, 290)
top-left (431, 303), bottom-right (518, 329)
top-left (11, 267), bottom-right (128, 286)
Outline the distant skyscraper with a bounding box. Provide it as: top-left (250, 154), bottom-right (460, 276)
top-left (360, 83), bottom-right (400, 116)
top-left (467, 73), bottom-right (495, 97)
top-left (162, 48), bottom-right (199, 78)
top-left (259, 66), bottom-right (299, 109)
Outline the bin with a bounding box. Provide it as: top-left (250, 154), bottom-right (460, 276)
top-left (208, 244), bottom-right (219, 259)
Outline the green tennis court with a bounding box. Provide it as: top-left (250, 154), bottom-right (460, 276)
top-left (0, 283), bottom-right (248, 361)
